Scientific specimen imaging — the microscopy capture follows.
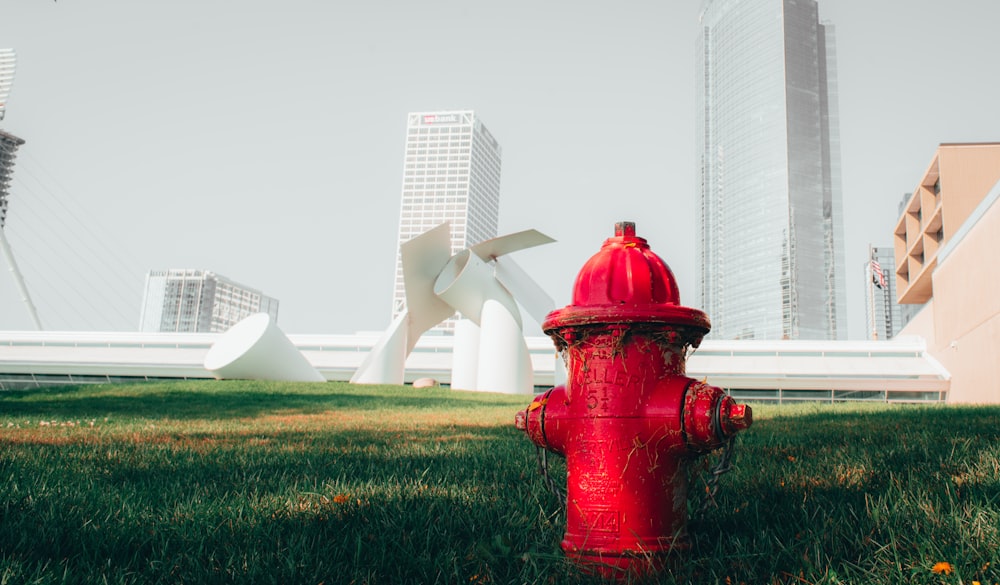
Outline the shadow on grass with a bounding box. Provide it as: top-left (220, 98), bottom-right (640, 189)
top-left (681, 404), bottom-right (1000, 583)
top-left (0, 422), bottom-right (579, 584)
top-left (0, 380), bottom-right (524, 420)
top-left (740, 403), bottom-right (1000, 464)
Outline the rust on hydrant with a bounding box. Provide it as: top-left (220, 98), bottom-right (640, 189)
top-left (515, 220), bottom-right (753, 577)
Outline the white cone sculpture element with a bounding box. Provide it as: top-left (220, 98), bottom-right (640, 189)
top-left (204, 313), bottom-right (325, 382)
top-left (351, 223), bottom-right (555, 394)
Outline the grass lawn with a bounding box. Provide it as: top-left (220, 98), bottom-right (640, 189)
top-left (0, 380), bottom-right (998, 584)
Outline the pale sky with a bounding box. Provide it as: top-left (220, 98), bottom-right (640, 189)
top-left (1, 0), bottom-right (997, 338)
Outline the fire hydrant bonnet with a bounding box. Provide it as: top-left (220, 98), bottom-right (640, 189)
top-left (542, 221), bottom-right (710, 339)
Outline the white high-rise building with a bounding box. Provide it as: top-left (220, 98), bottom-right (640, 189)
top-left (139, 270), bottom-right (279, 333)
top-left (696, 0), bottom-right (847, 340)
top-left (390, 110), bottom-right (502, 331)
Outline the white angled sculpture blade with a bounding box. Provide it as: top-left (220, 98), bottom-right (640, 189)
top-left (400, 222), bottom-right (456, 350)
top-left (493, 256), bottom-right (555, 327)
top-left (469, 229), bottom-right (555, 261)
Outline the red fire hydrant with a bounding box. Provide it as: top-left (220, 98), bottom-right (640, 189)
top-left (515, 221), bottom-right (752, 575)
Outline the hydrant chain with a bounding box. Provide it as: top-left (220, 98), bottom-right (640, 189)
top-left (535, 446), bottom-right (565, 501)
top-left (694, 436), bottom-right (736, 516)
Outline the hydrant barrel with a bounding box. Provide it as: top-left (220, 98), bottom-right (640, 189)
top-left (516, 221), bottom-right (752, 577)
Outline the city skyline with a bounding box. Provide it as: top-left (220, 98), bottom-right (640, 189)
top-left (697, 0), bottom-right (846, 340)
top-left (0, 1), bottom-right (998, 338)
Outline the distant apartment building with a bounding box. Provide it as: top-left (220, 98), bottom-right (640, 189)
top-left (696, 0), bottom-right (847, 340)
top-left (893, 143), bottom-right (1000, 403)
top-left (139, 270), bottom-right (279, 333)
top-left (864, 246), bottom-right (902, 340)
top-left (390, 110), bottom-right (502, 331)
top-left (894, 193), bottom-right (925, 330)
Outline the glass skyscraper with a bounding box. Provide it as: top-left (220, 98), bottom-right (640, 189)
top-left (696, 0), bottom-right (846, 340)
top-left (390, 110), bottom-right (502, 331)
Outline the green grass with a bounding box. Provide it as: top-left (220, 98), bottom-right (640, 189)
top-left (0, 381), bottom-right (998, 584)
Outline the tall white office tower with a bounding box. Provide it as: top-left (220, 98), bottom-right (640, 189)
top-left (696, 0), bottom-right (847, 340)
top-left (390, 110), bottom-right (502, 332)
top-left (139, 270), bottom-right (279, 333)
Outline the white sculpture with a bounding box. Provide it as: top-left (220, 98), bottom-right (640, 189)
top-left (351, 223), bottom-right (555, 394)
top-left (204, 312), bottom-right (325, 382)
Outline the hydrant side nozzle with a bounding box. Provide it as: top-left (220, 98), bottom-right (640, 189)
top-left (514, 409), bottom-right (527, 431)
top-left (683, 381), bottom-right (753, 452)
top-left (515, 387), bottom-right (570, 455)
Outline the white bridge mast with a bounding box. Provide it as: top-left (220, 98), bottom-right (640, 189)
top-left (1, 49), bottom-right (44, 330)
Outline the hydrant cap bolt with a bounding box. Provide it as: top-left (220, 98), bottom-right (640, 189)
top-left (615, 221), bottom-right (636, 237)
top-left (542, 221), bottom-right (711, 334)
top-left (722, 401), bottom-right (752, 433)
